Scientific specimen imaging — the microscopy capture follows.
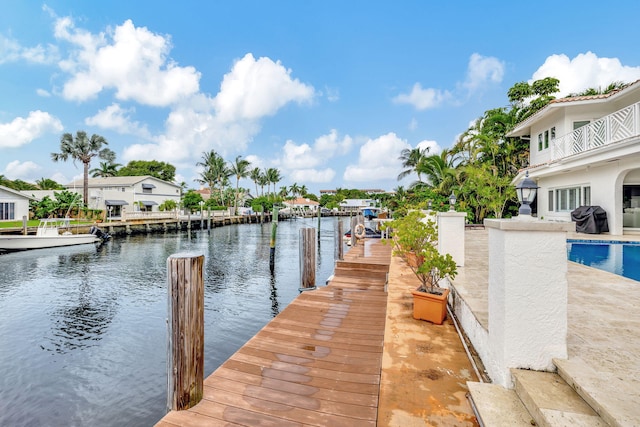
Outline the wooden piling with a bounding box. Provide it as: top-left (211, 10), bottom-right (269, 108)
top-left (166, 252), bottom-right (205, 412)
top-left (299, 227), bottom-right (316, 291)
top-left (350, 217), bottom-right (357, 246)
top-left (269, 207), bottom-right (279, 273)
top-left (335, 220), bottom-right (344, 260)
top-left (22, 216), bottom-right (27, 235)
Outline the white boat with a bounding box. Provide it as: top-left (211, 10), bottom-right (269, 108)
top-left (0, 219), bottom-right (106, 251)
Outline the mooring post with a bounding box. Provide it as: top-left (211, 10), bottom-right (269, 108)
top-left (317, 206), bottom-right (321, 238)
top-left (22, 215), bottom-right (28, 235)
top-left (350, 216), bottom-right (357, 246)
top-left (207, 208), bottom-right (211, 234)
top-left (299, 227), bottom-right (316, 292)
top-left (269, 207), bottom-right (279, 273)
top-left (166, 252), bottom-right (205, 412)
top-left (335, 220), bottom-right (344, 260)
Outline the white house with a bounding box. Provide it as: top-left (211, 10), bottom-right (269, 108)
top-left (508, 79), bottom-right (640, 235)
top-left (64, 176), bottom-right (182, 218)
top-left (0, 185), bottom-right (37, 221)
top-left (283, 197), bottom-right (320, 212)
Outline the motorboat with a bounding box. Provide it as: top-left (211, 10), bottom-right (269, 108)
top-left (0, 218), bottom-right (110, 252)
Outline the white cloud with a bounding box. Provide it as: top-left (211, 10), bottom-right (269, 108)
top-left (36, 88), bottom-right (51, 97)
top-left (276, 130), bottom-right (353, 182)
top-left (85, 103), bottom-right (151, 138)
top-left (343, 132), bottom-right (411, 182)
top-left (0, 35), bottom-right (59, 64)
top-left (532, 51), bottom-right (640, 97)
top-left (0, 111), bottom-right (63, 148)
top-left (463, 53), bottom-right (505, 92)
top-left (214, 53), bottom-right (315, 122)
top-left (393, 83), bottom-right (450, 110)
top-left (55, 17), bottom-right (200, 106)
top-left (416, 139), bottom-right (442, 155)
top-left (3, 160), bottom-right (41, 180)
top-left (289, 168), bottom-right (335, 183)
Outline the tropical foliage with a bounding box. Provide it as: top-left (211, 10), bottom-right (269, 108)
top-left (51, 131), bottom-right (115, 205)
top-left (117, 160), bottom-right (176, 181)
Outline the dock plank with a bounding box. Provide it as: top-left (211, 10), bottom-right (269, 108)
top-left (155, 240), bottom-right (391, 426)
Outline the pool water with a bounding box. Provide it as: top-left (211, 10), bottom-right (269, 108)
top-left (567, 240), bottom-right (640, 282)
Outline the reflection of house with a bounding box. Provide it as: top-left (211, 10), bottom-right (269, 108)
top-left (509, 80), bottom-right (640, 235)
top-left (65, 176), bottom-right (181, 218)
top-left (283, 197), bottom-right (320, 212)
top-left (0, 185), bottom-right (36, 221)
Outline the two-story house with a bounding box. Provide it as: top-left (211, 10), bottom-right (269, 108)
top-left (508, 79), bottom-right (640, 235)
top-left (64, 176), bottom-right (182, 218)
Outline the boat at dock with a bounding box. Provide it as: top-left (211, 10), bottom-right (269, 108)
top-left (0, 218), bottom-right (109, 251)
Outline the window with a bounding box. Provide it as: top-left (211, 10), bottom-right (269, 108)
top-left (538, 133), bottom-right (543, 151)
top-left (583, 186), bottom-right (591, 206)
top-left (551, 127), bottom-right (556, 139)
top-left (573, 120), bottom-right (590, 130)
top-left (554, 187), bottom-right (581, 212)
top-left (544, 130), bottom-right (549, 149)
top-left (0, 202), bottom-right (15, 220)
top-left (548, 190), bottom-right (554, 212)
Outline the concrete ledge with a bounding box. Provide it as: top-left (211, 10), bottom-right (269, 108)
top-left (484, 218), bottom-right (575, 232)
top-left (467, 382), bottom-right (533, 426)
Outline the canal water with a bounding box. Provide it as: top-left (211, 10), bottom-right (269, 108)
top-left (0, 217), bottom-right (347, 426)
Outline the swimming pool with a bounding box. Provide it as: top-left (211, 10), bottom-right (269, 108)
top-left (567, 240), bottom-right (640, 282)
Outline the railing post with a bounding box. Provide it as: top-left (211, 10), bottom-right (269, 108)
top-left (299, 227), bottom-right (316, 292)
top-left (167, 253), bottom-right (205, 411)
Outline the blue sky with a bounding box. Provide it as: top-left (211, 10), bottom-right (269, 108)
top-left (2, 1), bottom-right (640, 195)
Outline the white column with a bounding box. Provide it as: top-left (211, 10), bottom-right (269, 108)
top-left (484, 219), bottom-right (573, 388)
top-left (437, 211), bottom-right (467, 266)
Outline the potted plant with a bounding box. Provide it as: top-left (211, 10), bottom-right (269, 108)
top-left (383, 210), bottom-right (458, 324)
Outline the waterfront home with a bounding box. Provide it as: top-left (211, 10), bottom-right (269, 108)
top-left (65, 176), bottom-right (181, 218)
top-left (508, 79), bottom-right (640, 235)
top-left (0, 185), bottom-right (36, 221)
top-left (282, 196), bottom-right (320, 214)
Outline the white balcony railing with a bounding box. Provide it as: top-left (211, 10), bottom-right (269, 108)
top-left (552, 102), bottom-right (640, 161)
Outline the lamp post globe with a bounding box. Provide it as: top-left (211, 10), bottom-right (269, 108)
top-left (516, 171), bottom-right (538, 216)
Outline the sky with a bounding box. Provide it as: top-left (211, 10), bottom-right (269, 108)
top-left (2, 1), bottom-right (640, 195)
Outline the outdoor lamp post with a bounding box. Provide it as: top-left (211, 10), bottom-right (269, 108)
top-left (516, 171), bottom-right (538, 216)
top-left (428, 199), bottom-right (433, 210)
top-left (449, 191), bottom-right (456, 211)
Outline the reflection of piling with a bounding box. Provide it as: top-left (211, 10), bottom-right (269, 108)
top-left (299, 227), bottom-right (316, 292)
top-left (269, 207), bottom-right (279, 273)
top-left (335, 220), bottom-right (344, 260)
top-left (166, 252), bottom-right (204, 412)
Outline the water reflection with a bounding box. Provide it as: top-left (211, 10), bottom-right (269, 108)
top-left (0, 217), bottom-right (347, 427)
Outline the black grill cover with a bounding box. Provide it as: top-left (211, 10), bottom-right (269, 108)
top-left (571, 206), bottom-right (609, 234)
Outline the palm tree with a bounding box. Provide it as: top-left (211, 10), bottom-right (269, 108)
top-left (90, 161), bottom-right (121, 177)
top-left (51, 131), bottom-right (115, 205)
top-left (398, 147), bottom-right (430, 183)
top-left (289, 183), bottom-right (300, 198)
top-left (196, 150), bottom-right (230, 206)
top-left (299, 184), bottom-right (308, 197)
top-left (35, 177), bottom-right (63, 190)
top-left (258, 174), bottom-right (269, 197)
top-left (229, 155), bottom-right (251, 213)
top-left (264, 167), bottom-right (282, 199)
top-left (249, 167), bottom-right (262, 197)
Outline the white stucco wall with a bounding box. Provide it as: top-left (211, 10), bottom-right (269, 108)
top-left (485, 219), bottom-right (571, 388)
top-left (437, 211), bottom-right (466, 267)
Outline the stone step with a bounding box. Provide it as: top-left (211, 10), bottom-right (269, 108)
top-left (511, 369), bottom-right (607, 427)
top-left (335, 260), bottom-right (389, 272)
top-left (554, 358), bottom-right (640, 427)
top-left (466, 382), bottom-right (535, 427)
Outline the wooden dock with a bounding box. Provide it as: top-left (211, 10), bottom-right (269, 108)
top-left (156, 240), bottom-right (391, 426)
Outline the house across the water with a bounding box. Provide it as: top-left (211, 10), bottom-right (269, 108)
top-left (509, 79), bottom-right (640, 235)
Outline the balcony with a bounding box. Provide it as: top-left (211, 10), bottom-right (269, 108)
top-left (552, 102), bottom-right (640, 161)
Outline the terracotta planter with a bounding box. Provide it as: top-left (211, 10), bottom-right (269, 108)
top-left (411, 287), bottom-right (450, 324)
